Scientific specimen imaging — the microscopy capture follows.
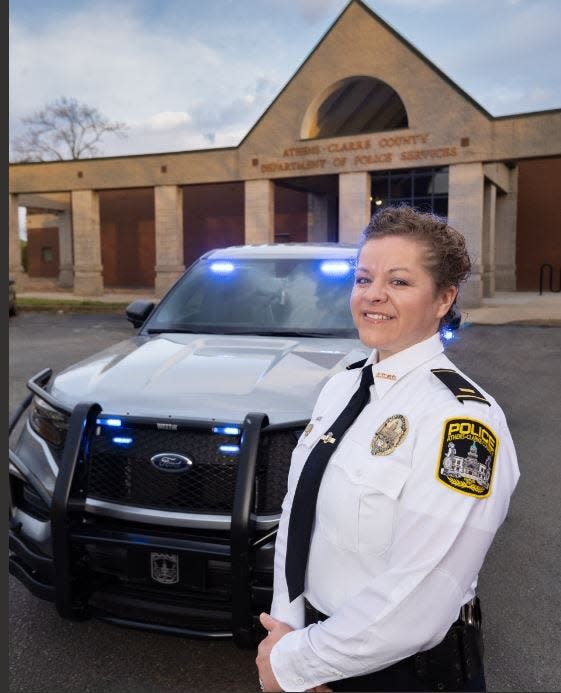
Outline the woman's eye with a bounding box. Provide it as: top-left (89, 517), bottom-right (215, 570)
top-left (355, 276), bottom-right (370, 285)
top-left (391, 279), bottom-right (408, 286)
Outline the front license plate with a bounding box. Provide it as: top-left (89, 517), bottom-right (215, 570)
top-left (126, 548), bottom-right (206, 590)
top-left (150, 551), bottom-right (179, 584)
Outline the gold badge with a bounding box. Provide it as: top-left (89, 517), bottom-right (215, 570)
top-left (303, 422), bottom-right (314, 437)
top-left (371, 415), bottom-right (409, 456)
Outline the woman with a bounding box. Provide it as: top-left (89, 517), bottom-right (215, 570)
top-left (256, 206), bottom-right (519, 692)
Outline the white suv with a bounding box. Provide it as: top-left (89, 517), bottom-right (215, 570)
top-left (9, 243), bottom-right (367, 646)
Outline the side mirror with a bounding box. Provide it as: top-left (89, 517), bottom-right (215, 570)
top-left (126, 300), bottom-right (155, 328)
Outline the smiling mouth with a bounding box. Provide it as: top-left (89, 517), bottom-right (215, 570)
top-left (364, 312), bottom-right (394, 321)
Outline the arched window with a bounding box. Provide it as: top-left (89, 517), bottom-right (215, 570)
top-left (302, 76), bottom-right (408, 140)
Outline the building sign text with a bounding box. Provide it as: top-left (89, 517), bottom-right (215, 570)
top-left (260, 132), bottom-right (458, 174)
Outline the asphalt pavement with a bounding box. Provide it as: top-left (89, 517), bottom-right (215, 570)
top-left (8, 311), bottom-right (561, 692)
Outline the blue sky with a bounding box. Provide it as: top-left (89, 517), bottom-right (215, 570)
top-left (9, 0), bottom-right (561, 159)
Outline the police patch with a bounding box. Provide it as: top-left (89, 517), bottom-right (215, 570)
top-left (437, 418), bottom-right (498, 498)
top-left (371, 414), bottom-right (409, 456)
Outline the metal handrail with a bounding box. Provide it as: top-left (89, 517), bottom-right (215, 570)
top-left (539, 263), bottom-right (561, 294)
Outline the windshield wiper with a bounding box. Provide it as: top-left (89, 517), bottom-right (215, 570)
top-left (146, 327), bottom-right (354, 337)
top-left (146, 327), bottom-right (201, 334)
top-left (251, 330), bottom-right (340, 337)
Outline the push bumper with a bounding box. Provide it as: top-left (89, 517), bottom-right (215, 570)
top-left (9, 369), bottom-right (301, 647)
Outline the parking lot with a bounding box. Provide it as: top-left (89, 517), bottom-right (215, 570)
top-left (9, 311), bottom-right (561, 692)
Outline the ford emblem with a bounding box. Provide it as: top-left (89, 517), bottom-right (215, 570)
top-left (150, 453), bottom-right (193, 472)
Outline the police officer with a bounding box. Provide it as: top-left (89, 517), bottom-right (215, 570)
top-left (256, 206), bottom-right (520, 692)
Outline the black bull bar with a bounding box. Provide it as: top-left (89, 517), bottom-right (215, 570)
top-left (10, 369), bottom-right (304, 647)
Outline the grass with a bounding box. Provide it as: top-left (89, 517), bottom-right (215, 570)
top-left (16, 297), bottom-right (130, 313)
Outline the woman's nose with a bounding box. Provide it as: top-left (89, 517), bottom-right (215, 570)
top-left (364, 279), bottom-right (388, 303)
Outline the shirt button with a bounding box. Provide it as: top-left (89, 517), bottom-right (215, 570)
top-left (297, 677), bottom-right (304, 685)
top-left (355, 469), bottom-right (363, 477)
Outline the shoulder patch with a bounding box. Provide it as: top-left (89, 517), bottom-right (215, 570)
top-left (436, 417), bottom-right (498, 498)
top-left (431, 368), bottom-right (490, 406)
top-left (346, 358), bottom-right (368, 370)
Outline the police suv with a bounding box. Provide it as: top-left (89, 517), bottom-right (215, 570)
top-left (9, 243), bottom-right (368, 646)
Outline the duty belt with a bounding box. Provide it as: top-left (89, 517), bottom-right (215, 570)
top-left (303, 597), bottom-right (484, 692)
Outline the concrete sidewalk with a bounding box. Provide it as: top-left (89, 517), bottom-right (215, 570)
top-left (18, 288), bottom-right (151, 305)
top-left (460, 291), bottom-right (561, 326)
top-left (16, 289), bottom-right (561, 326)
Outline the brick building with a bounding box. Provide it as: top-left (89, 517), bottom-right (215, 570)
top-left (9, 0), bottom-right (561, 304)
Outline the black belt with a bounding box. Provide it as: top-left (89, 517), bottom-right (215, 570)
top-left (303, 598), bottom-right (484, 692)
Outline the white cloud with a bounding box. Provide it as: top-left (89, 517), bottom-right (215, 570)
top-left (371, 0), bottom-right (454, 9)
top-left (9, 6), bottom-right (221, 121)
top-left (478, 85), bottom-right (557, 113)
top-left (9, 1), bottom-right (296, 157)
top-left (139, 111), bottom-right (192, 131)
top-left (294, 0), bottom-right (344, 23)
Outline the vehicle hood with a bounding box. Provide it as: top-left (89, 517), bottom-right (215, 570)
top-left (50, 333), bottom-right (368, 424)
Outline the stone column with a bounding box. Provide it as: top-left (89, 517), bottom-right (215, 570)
top-left (9, 194), bottom-right (25, 288)
top-left (447, 163), bottom-right (485, 308)
top-left (58, 210), bottom-right (74, 288)
top-left (71, 190), bottom-right (104, 295)
top-left (482, 182), bottom-right (497, 297)
top-left (495, 165), bottom-right (518, 291)
top-left (245, 179), bottom-right (275, 244)
top-left (154, 185), bottom-right (185, 298)
top-left (338, 172), bottom-right (371, 244)
top-left (307, 193), bottom-right (329, 242)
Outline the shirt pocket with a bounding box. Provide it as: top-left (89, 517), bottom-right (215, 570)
top-left (345, 439), bottom-right (411, 556)
top-left (286, 424), bottom-right (325, 496)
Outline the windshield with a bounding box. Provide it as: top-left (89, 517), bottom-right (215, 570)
top-left (146, 257), bottom-right (358, 337)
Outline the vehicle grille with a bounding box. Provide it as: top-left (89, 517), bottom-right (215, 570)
top-left (87, 425), bottom-right (296, 515)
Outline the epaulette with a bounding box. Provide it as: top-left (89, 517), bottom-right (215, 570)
top-left (346, 358), bottom-right (368, 370)
top-left (431, 368), bottom-right (490, 406)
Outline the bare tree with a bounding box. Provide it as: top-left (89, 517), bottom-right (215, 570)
top-left (11, 97), bottom-right (128, 162)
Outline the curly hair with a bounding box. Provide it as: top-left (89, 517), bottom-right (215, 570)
top-left (358, 205), bottom-right (471, 330)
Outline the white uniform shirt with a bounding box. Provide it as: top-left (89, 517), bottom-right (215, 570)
top-left (270, 333), bottom-right (520, 691)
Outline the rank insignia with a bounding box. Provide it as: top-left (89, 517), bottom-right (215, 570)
top-left (303, 422), bottom-right (314, 437)
top-left (437, 418), bottom-right (498, 498)
top-left (371, 414), bottom-right (409, 456)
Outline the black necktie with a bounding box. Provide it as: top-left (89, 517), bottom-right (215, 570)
top-left (285, 365), bottom-right (374, 602)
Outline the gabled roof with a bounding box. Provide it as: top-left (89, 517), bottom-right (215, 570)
top-left (239, 0), bottom-right (560, 148)
top-left (238, 0), bottom-right (489, 148)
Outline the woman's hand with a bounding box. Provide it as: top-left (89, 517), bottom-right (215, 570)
top-left (256, 613), bottom-right (333, 692)
top-left (256, 612), bottom-right (294, 692)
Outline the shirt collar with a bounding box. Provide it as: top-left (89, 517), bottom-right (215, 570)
top-left (363, 333), bottom-right (444, 398)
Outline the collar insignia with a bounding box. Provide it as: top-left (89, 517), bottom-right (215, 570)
top-left (371, 414), bottom-right (409, 456)
top-left (303, 422), bottom-right (314, 437)
top-left (375, 371), bottom-right (397, 381)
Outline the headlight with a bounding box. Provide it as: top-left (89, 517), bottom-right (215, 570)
top-left (29, 396), bottom-right (69, 447)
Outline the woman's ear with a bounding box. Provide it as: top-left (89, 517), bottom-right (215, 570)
top-left (437, 285), bottom-right (458, 319)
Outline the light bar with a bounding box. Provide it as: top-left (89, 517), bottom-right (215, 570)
top-left (113, 436), bottom-right (133, 445)
top-left (96, 418), bottom-right (122, 427)
top-left (210, 261), bottom-right (235, 275)
top-left (212, 426), bottom-right (241, 435)
top-left (219, 444), bottom-right (240, 454)
top-left (320, 260), bottom-right (352, 276)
